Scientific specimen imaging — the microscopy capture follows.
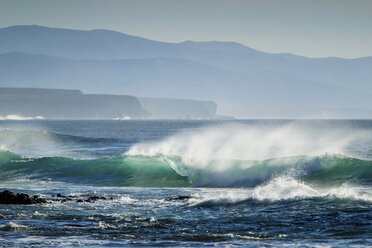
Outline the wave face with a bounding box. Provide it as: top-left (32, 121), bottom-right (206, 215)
top-left (0, 151), bottom-right (190, 187)
top-left (0, 122), bottom-right (371, 188)
top-left (1, 149), bottom-right (372, 188)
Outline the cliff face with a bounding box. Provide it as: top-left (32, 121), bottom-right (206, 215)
top-left (0, 87), bottom-right (149, 119)
top-left (139, 97), bottom-right (217, 119)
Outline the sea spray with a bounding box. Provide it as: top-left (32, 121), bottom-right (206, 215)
top-left (0, 129), bottom-right (124, 159)
top-left (126, 123), bottom-right (368, 168)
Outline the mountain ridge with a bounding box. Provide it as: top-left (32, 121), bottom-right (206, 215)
top-left (0, 25), bottom-right (371, 118)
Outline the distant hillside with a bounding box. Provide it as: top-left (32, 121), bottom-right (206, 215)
top-left (0, 52), bottom-right (236, 102)
top-left (0, 87), bottom-right (148, 119)
top-left (0, 87), bottom-right (219, 120)
top-left (0, 25), bottom-right (260, 60)
top-left (0, 25), bottom-right (371, 118)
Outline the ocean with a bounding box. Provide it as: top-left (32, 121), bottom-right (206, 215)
top-left (0, 119), bottom-right (371, 247)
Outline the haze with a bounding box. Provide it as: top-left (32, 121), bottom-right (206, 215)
top-left (0, 0), bottom-right (371, 118)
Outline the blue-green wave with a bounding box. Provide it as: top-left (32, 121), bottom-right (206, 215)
top-left (0, 129), bottom-right (121, 144)
top-left (0, 150), bottom-right (372, 187)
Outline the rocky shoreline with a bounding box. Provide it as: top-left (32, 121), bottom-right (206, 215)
top-left (0, 190), bottom-right (112, 204)
top-left (0, 190), bottom-right (192, 205)
top-left (0, 190), bottom-right (47, 204)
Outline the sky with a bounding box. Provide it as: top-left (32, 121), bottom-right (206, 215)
top-left (0, 0), bottom-right (371, 58)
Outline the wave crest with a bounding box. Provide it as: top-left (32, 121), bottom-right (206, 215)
top-left (126, 123), bottom-right (369, 169)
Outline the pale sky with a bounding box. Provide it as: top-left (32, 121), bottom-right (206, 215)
top-left (0, 0), bottom-right (371, 58)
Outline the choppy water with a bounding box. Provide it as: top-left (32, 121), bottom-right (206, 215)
top-left (0, 120), bottom-right (372, 247)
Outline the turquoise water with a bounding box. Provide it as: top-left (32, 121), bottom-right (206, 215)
top-left (0, 120), bottom-right (372, 247)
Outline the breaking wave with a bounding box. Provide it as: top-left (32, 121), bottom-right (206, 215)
top-left (191, 176), bottom-right (372, 208)
top-left (0, 123), bottom-right (371, 204)
top-left (0, 149), bottom-right (372, 188)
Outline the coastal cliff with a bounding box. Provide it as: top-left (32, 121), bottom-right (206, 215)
top-left (0, 87), bottom-right (149, 119)
top-left (0, 87), bottom-right (219, 119)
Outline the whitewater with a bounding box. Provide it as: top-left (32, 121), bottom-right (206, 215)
top-left (0, 119), bottom-right (371, 247)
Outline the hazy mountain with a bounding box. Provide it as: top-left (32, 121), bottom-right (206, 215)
top-left (1, 51), bottom-right (369, 118)
top-left (0, 25), bottom-right (371, 118)
top-left (0, 52), bottom-right (234, 100)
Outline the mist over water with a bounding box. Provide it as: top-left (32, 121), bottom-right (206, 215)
top-left (127, 122), bottom-right (371, 166)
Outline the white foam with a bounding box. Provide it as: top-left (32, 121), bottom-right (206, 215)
top-left (189, 176), bottom-right (372, 206)
top-left (253, 177), bottom-right (372, 202)
top-left (0, 145), bottom-right (10, 151)
top-left (188, 189), bottom-right (255, 207)
top-left (95, 221), bottom-right (116, 229)
top-left (0, 222), bottom-right (30, 231)
top-left (324, 185), bottom-right (372, 202)
top-left (0, 115), bottom-right (44, 120)
top-left (252, 177), bottom-right (318, 201)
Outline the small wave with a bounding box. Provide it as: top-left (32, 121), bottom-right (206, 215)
top-left (192, 176), bottom-right (372, 208)
top-left (0, 115), bottom-right (44, 120)
top-left (0, 129), bottom-right (120, 146)
top-left (252, 176), bottom-right (372, 202)
top-left (252, 176), bottom-right (318, 201)
top-left (0, 222), bottom-right (30, 231)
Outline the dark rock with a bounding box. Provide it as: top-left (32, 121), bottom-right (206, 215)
top-left (76, 196), bottom-right (109, 203)
top-left (52, 193), bottom-right (78, 202)
top-left (87, 196), bottom-right (107, 202)
top-left (0, 190), bottom-right (114, 204)
top-left (0, 190), bottom-right (47, 204)
top-left (88, 196), bottom-right (100, 201)
top-left (165, 195), bottom-right (192, 201)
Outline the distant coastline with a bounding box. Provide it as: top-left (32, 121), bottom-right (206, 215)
top-left (0, 87), bottom-right (221, 120)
